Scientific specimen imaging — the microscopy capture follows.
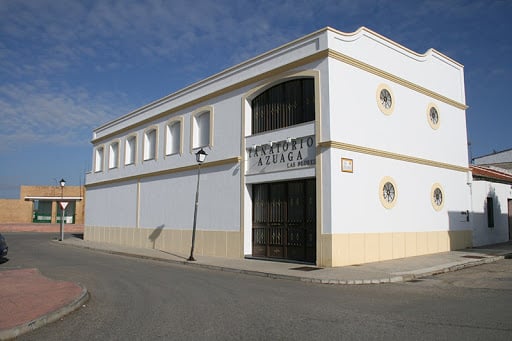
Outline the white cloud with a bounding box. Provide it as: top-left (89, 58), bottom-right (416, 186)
top-left (1, 0), bottom-right (510, 158)
top-left (0, 81), bottom-right (129, 152)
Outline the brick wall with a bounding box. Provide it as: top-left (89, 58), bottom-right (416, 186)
top-left (0, 186), bottom-right (86, 224)
top-left (0, 199), bottom-right (33, 223)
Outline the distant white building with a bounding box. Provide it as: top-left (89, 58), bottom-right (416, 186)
top-left (470, 152), bottom-right (512, 246)
top-left (473, 148), bottom-right (512, 172)
top-left (85, 27), bottom-right (473, 267)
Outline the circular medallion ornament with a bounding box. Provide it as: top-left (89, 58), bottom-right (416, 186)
top-left (431, 183), bottom-right (444, 211)
top-left (380, 89), bottom-right (392, 109)
top-left (379, 176), bottom-right (398, 209)
top-left (383, 182), bottom-right (395, 202)
top-left (376, 84), bottom-right (395, 115)
top-left (427, 103), bottom-right (441, 130)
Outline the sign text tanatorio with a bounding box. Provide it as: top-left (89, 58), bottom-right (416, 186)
top-left (246, 135), bottom-right (315, 174)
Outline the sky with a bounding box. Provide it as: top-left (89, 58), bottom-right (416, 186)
top-left (0, 0), bottom-right (511, 198)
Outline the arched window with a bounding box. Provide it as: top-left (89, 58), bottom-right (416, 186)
top-left (252, 78), bottom-right (315, 134)
top-left (166, 120), bottom-right (182, 155)
top-left (94, 146), bottom-right (104, 172)
top-left (125, 135), bottom-right (136, 165)
top-left (193, 110), bottom-right (212, 149)
top-left (108, 141), bottom-right (119, 169)
top-left (143, 128), bottom-right (157, 161)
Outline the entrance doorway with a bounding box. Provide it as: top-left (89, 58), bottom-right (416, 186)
top-left (252, 179), bottom-right (316, 263)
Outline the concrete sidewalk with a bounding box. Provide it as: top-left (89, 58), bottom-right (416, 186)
top-left (59, 235), bottom-right (512, 285)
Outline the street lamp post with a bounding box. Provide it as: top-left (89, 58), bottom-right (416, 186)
top-left (59, 178), bottom-right (66, 241)
top-left (188, 148), bottom-right (207, 261)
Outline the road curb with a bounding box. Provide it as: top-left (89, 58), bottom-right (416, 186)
top-left (57, 240), bottom-right (507, 286)
top-left (0, 284), bottom-right (89, 341)
top-left (413, 255), bottom-right (506, 278)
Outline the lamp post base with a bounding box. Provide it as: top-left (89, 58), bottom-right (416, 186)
top-left (187, 256), bottom-right (196, 261)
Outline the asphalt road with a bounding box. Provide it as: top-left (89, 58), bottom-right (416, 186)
top-left (2, 233), bottom-right (512, 340)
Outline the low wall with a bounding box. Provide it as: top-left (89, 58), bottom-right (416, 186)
top-left (0, 199), bottom-right (33, 223)
top-left (0, 223), bottom-right (84, 233)
top-left (318, 230), bottom-right (473, 267)
top-left (84, 226), bottom-right (241, 259)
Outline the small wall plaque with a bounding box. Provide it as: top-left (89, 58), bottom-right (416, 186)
top-left (341, 158), bottom-right (353, 173)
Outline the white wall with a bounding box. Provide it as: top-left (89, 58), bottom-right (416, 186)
top-left (471, 180), bottom-right (511, 246)
top-left (86, 163), bottom-right (240, 232)
top-left (85, 180), bottom-right (138, 227)
top-left (87, 93), bottom-right (243, 186)
top-left (327, 28), bottom-right (465, 103)
top-left (138, 163), bottom-right (240, 231)
top-left (326, 59), bottom-right (468, 167)
top-left (323, 34), bottom-right (469, 236)
top-left (324, 148), bottom-right (471, 234)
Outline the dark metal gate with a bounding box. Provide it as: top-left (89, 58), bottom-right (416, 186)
top-left (252, 179), bottom-right (316, 263)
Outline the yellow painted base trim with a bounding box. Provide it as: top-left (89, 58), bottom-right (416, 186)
top-left (318, 230), bottom-right (472, 267)
top-left (84, 226), bottom-right (241, 259)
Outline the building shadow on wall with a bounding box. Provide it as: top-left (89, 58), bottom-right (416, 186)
top-left (448, 187), bottom-right (509, 249)
top-left (148, 224), bottom-right (189, 260)
top-left (149, 224), bottom-right (165, 249)
top-left (447, 209), bottom-right (471, 250)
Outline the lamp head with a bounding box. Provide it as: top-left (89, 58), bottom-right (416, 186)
top-left (195, 148), bottom-right (208, 163)
top-left (60, 178), bottom-right (66, 187)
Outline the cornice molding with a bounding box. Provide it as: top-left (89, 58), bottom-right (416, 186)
top-left (86, 157), bottom-right (241, 188)
top-left (327, 50), bottom-right (468, 110)
top-left (92, 48), bottom-right (467, 145)
top-left (319, 141), bottom-right (469, 173)
top-left (91, 51), bottom-right (327, 144)
top-left (326, 26), bottom-right (464, 68)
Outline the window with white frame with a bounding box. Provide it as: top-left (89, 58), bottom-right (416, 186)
top-left (108, 142), bottom-right (119, 169)
top-left (165, 120), bottom-right (181, 155)
top-left (143, 128), bottom-right (157, 161)
top-left (193, 110), bottom-right (211, 149)
top-left (94, 146), bottom-right (104, 172)
top-left (125, 135), bottom-right (136, 165)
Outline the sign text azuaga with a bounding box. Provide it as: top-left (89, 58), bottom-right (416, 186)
top-left (246, 135), bottom-right (315, 174)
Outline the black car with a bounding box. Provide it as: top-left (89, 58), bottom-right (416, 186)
top-left (0, 233), bottom-right (8, 258)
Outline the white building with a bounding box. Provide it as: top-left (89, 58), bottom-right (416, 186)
top-left (473, 148), bottom-right (512, 171)
top-left (469, 166), bottom-right (512, 246)
top-left (85, 27), bottom-right (472, 267)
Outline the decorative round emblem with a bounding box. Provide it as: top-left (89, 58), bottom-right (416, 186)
top-left (427, 103), bottom-right (440, 130)
top-left (376, 84), bottom-right (395, 115)
top-left (379, 177), bottom-right (398, 209)
top-left (380, 89), bottom-right (392, 109)
top-left (433, 188), bottom-right (442, 205)
top-left (431, 183), bottom-right (444, 211)
top-left (429, 107), bottom-right (439, 124)
top-left (383, 182), bottom-right (395, 203)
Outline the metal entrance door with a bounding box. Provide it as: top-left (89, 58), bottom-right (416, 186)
top-left (252, 179), bottom-right (316, 263)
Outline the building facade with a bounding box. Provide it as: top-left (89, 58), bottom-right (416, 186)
top-left (473, 148), bottom-right (512, 171)
top-left (0, 186), bottom-right (85, 224)
top-left (469, 166), bottom-right (512, 245)
top-left (85, 27), bottom-right (471, 267)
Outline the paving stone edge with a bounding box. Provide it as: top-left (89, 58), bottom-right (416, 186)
top-left (0, 284), bottom-right (89, 341)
